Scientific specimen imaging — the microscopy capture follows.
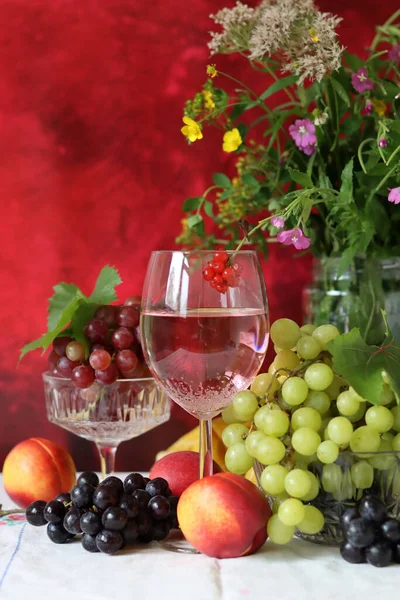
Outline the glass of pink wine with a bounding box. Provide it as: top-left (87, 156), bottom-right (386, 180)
top-left (140, 250), bottom-right (269, 552)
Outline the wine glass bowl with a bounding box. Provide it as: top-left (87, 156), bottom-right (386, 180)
top-left (43, 373), bottom-right (170, 476)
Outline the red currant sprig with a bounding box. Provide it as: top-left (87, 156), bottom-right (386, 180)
top-left (202, 250), bottom-right (241, 293)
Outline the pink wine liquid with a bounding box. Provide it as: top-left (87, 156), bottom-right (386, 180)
top-left (141, 309), bottom-right (269, 419)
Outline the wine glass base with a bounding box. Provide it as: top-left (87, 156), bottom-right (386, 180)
top-left (158, 529), bottom-right (199, 554)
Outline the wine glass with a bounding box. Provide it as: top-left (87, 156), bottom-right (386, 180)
top-left (140, 250), bottom-right (269, 551)
top-left (43, 374), bottom-right (170, 478)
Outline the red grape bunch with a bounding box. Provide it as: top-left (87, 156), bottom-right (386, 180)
top-left (202, 250), bottom-right (242, 293)
top-left (48, 297), bottom-right (151, 389)
top-left (25, 472), bottom-right (179, 554)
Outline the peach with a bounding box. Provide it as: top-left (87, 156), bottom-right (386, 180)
top-left (177, 472), bottom-right (271, 558)
top-left (3, 438), bottom-right (76, 508)
top-left (149, 451), bottom-right (222, 497)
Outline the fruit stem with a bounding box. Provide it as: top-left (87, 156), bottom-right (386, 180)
top-left (0, 505), bottom-right (24, 517)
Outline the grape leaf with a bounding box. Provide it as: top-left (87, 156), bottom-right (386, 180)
top-left (329, 328), bottom-right (400, 404)
top-left (89, 265), bottom-right (122, 304)
top-left (48, 283), bottom-right (82, 330)
top-left (71, 301), bottom-right (99, 357)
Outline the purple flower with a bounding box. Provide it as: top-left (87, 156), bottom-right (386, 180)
top-left (388, 187), bottom-right (400, 205)
top-left (271, 216), bottom-right (285, 229)
top-left (289, 119), bottom-right (317, 156)
top-left (352, 68), bottom-right (374, 93)
top-left (389, 44), bottom-right (400, 62)
top-left (277, 228), bottom-right (311, 250)
top-left (378, 138), bottom-right (388, 148)
top-left (363, 99), bottom-right (373, 115)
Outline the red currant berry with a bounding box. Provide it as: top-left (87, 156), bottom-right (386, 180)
top-left (212, 261), bottom-right (225, 273)
top-left (213, 250), bottom-right (228, 264)
top-left (212, 274), bottom-right (223, 285)
top-left (232, 262), bottom-right (242, 274)
top-left (203, 268), bottom-right (214, 282)
top-left (216, 283), bottom-right (227, 293)
top-left (210, 280), bottom-right (217, 289)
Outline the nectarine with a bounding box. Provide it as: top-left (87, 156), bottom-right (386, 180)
top-left (177, 472), bottom-right (271, 558)
top-left (149, 451), bottom-right (221, 497)
top-left (3, 438), bottom-right (76, 508)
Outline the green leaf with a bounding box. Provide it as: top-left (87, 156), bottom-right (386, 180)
top-left (338, 245), bottom-right (358, 277)
top-left (338, 158), bottom-right (354, 202)
top-left (330, 77), bottom-right (350, 107)
top-left (344, 52), bottom-right (365, 72)
top-left (287, 168), bottom-right (313, 189)
top-left (48, 283), bottom-right (81, 330)
top-left (187, 214), bottom-right (203, 228)
top-left (182, 196), bottom-right (203, 211)
top-left (230, 99), bottom-right (249, 121)
top-left (71, 301), bottom-right (99, 357)
top-left (258, 75), bottom-right (298, 102)
top-left (213, 173), bottom-right (232, 189)
top-left (329, 328), bottom-right (400, 404)
top-left (341, 117), bottom-right (363, 135)
top-left (204, 200), bottom-right (214, 218)
top-left (389, 121), bottom-right (400, 134)
top-left (241, 174), bottom-right (260, 191)
top-left (89, 266), bottom-right (122, 305)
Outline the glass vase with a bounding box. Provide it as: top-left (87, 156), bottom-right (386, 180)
top-left (302, 256), bottom-right (400, 344)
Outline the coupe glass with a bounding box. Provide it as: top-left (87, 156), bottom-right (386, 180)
top-left (43, 374), bottom-right (170, 478)
top-left (140, 250), bottom-right (269, 551)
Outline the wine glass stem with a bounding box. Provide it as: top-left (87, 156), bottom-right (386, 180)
top-left (96, 444), bottom-right (117, 479)
top-left (199, 419), bottom-right (213, 479)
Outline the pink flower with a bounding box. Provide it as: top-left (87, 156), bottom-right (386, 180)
top-left (289, 119), bottom-right (317, 156)
top-left (362, 99), bottom-right (373, 115)
top-left (277, 228), bottom-right (311, 250)
top-left (388, 187), bottom-right (400, 205)
top-left (389, 44), bottom-right (400, 62)
top-left (378, 138), bottom-right (387, 148)
top-left (351, 68), bottom-right (373, 93)
top-left (271, 216), bottom-right (285, 229)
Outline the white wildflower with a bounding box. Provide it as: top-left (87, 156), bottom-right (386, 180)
top-left (208, 1), bottom-right (256, 55)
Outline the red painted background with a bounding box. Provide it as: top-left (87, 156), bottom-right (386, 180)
top-left (0, 0), bottom-right (397, 471)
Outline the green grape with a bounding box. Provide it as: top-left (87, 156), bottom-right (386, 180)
top-left (392, 407), bottom-right (400, 432)
top-left (382, 432), bottom-right (394, 443)
top-left (222, 423), bottom-right (249, 447)
top-left (232, 390), bottom-right (259, 421)
top-left (297, 505), bottom-right (325, 535)
top-left (250, 373), bottom-right (279, 399)
top-left (274, 345), bottom-right (282, 354)
top-left (273, 349), bottom-right (300, 372)
top-left (304, 363), bottom-right (334, 391)
top-left (291, 427), bottom-right (321, 456)
top-left (300, 324), bottom-right (317, 335)
top-left (254, 405), bottom-right (290, 437)
top-left (302, 472), bottom-right (320, 501)
top-left (270, 318), bottom-right (301, 350)
top-left (284, 469), bottom-right (311, 498)
top-left (256, 436), bottom-right (286, 465)
top-left (312, 324), bottom-right (340, 350)
top-left (337, 391), bottom-right (360, 417)
top-left (393, 433), bottom-right (400, 452)
top-left (296, 336), bottom-right (322, 360)
top-left (365, 405), bottom-right (394, 433)
top-left (278, 498), bottom-right (305, 526)
top-left (291, 407), bottom-right (322, 432)
top-left (321, 463), bottom-right (343, 493)
top-left (221, 404), bottom-right (241, 424)
top-left (267, 514), bottom-right (295, 544)
top-left (327, 417), bottom-right (353, 446)
top-left (379, 384), bottom-right (395, 406)
top-left (325, 375), bottom-right (344, 401)
top-left (282, 377), bottom-right (309, 406)
top-left (351, 460), bottom-right (374, 489)
top-left (304, 390), bottom-right (331, 414)
top-left (348, 387), bottom-right (367, 403)
top-left (225, 443), bottom-right (254, 474)
top-left (349, 426), bottom-right (381, 453)
top-left (245, 430), bottom-right (266, 458)
top-left (271, 493), bottom-right (289, 514)
top-left (260, 464), bottom-right (288, 495)
top-left (317, 440), bottom-right (339, 464)
top-left (346, 402), bottom-right (366, 424)
top-left (368, 439), bottom-right (395, 470)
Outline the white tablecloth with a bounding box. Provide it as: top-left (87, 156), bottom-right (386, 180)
top-left (1, 473), bottom-right (399, 600)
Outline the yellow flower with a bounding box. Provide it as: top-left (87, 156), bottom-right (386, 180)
top-left (181, 116), bottom-right (203, 142)
top-left (232, 177), bottom-right (240, 187)
top-left (202, 90), bottom-right (215, 110)
top-left (206, 64), bottom-right (217, 78)
top-left (222, 128), bottom-right (243, 153)
top-left (309, 27), bottom-right (319, 42)
top-left (371, 98), bottom-right (387, 117)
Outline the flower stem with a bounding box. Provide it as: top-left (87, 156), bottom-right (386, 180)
top-left (371, 9), bottom-right (400, 50)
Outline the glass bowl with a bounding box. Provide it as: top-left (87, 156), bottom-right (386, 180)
top-left (43, 372), bottom-right (170, 476)
top-left (254, 450), bottom-right (400, 546)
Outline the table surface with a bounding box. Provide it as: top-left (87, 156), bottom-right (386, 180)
top-left (1, 474), bottom-right (399, 600)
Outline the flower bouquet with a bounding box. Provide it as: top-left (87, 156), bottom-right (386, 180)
top-left (178, 0), bottom-right (400, 343)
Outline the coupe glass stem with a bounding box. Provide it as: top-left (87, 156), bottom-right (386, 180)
top-left (198, 419), bottom-right (213, 478)
top-left (96, 444), bottom-right (117, 479)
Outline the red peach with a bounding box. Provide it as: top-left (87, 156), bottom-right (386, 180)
top-left (177, 472), bottom-right (271, 558)
top-left (149, 451), bottom-right (222, 497)
top-left (3, 438), bottom-right (76, 508)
